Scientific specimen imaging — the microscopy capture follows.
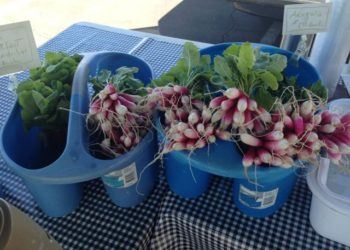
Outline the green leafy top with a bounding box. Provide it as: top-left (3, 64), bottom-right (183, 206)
top-left (16, 52), bottom-right (82, 132)
top-left (151, 42), bottom-right (215, 101)
top-left (212, 43), bottom-right (288, 109)
top-left (90, 67), bottom-right (148, 96)
top-left (271, 76), bottom-right (328, 104)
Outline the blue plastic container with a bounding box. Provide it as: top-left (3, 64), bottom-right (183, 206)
top-left (232, 168), bottom-right (298, 218)
top-left (198, 43), bottom-right (321, 217)
top-left (159, 43), bottom-right (320, 216)
top-left (0, 52), bottom-right (158, 216)
top-left (164, 152), bottom-right (212, 199)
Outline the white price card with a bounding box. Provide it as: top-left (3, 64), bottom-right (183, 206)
top-left (0, 21), bottom-right (40, 76)
top-left (283, 3), bottom-right (332, 36)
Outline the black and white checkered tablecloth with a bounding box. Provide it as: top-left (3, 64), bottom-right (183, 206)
top-left (0, 22), bottom-right (349, 250)
top-left (150, 175), bottom-right (350, 250)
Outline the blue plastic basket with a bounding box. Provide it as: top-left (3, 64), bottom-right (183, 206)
top-left (0, 52), bottom-right (158, 216)
top-left (160, 43), bottom-right (320, 217)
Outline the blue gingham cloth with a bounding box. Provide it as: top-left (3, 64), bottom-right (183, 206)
top-left (0, 22), bottom-right (348, 249)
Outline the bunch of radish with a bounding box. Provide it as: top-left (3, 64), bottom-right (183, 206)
top-left (209, 88), bottom-right (271, 131)
top-left (316, 110), bottom-right (350, 164)
top-left (88, 83), bottom-right (151, 157)
top-left (149, 85), bottom-right (222, 153)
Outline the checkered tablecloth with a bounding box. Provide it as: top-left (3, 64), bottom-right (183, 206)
top-left (0, 22), bottom-right (349, 250)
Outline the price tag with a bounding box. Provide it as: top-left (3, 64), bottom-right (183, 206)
top-left (283, 3), bottom-right (332, 35)
top-left (0, 21), bottom-right (40, 76)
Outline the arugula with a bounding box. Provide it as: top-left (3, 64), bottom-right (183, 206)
top-left (151, 42), bottom-right (216, 102)
top-left (16, 52), bottom-right (81, 132)
top-left (90, 67), bottom-right (147, 96)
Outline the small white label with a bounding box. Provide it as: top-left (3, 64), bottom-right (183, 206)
top-left (102, 163), bottom-right (138, 188)
top-left (283, 3), bottom-right (332, 35)
top-left (239, 185), bottom-right (278, 209)
top-left (0, 21), bottom-right (41, 76)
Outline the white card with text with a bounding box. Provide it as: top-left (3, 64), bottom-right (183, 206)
top-left (0, 21), bottom-right (40, 76)
top-left (283, 3), bottom-right (332, 35)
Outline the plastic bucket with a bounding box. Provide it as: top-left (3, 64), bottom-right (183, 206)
top-left (156, 118), bottom-right (212, 199)
top-left (101, 131), bottom-right (158, 207)
top-left (83, 52), bottom-right (158, 207)
top-left (0, 52), bottom-right (157, 216)
top-left (23, 180), bottom-right (83, 217)
top-left (198, 43), bottom-right (321, 217)
top-left (232, 168), bottom-right (297, 218)
top-left (0, 105), bottom-right (83, 217)
top-left (164, 151), bottom-right (213, 199)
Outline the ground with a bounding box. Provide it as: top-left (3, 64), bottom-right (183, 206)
top-left (0, 0), bottom-right (181, 45)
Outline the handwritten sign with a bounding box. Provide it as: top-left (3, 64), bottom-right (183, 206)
top-left (0, 21), bottom-right (40, 76)
top-left (283, 3), bottom-right (332, 35)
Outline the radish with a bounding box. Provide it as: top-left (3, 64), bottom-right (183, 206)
top-left (257, 108), bottom-right (272, 123)
top-left (188, 110), bottom-right (200, 125)
top-left (313, 114), bottom-right (322, 125)
top-left (215, 130), bottom-right (231, 141)
top-left (286, 133), bottom-right (298, 145)
top-left (237, 96), bottom-right (248, 112)
top-left (271, 157), bottom-right (283, 166)
top-left (240, 134), bottom-right (262, 147)
top-left (184, 128), bottom-right (199, 139)
top-left (264, 139), bottom-right (288, 151)
top-left (233, 110), bottom-right (245, 126)
top-left (243, 148), bottom-right (255, 167)
top-left (319, 124), bottom-right (335, 133)
top-left (257, 148), bottom-right (272, 164)
top-left (248, 99), bottom-right (257, 111)
top-left (283, 115), bottom-right (294, 129)
top-left (105, 84), bottom-right (116, 94)
top-left (205, 126), bottom-right (215, 136)
top-left (172, 133), bottom-right (187, 142)
top-left (221, 109), bottom-right (234, 129)
top-left (176, 122), bottom-right (188, 132)
top-left (301, 100), bottom-right (313, 118)
top-left (274, 121), bottom-right (284, 132)
top-left (263, 131), bottom-right (284, 141)
top-left (341, 113), bottom-right (350, 124)
top-left (224, 88), bottom-right (241, 100)
top-left (101, 120), bottom-right (112, 133)
top-left (173, 85), bottom-right (189, 95)
top-left (221, 99), bottom-right (235, 111)
top-left (293, 115), bottom-right (304, 137)
top-left (173, 142), bottom-right (186, 151)
top-left (211, 110), bottom-right (224, 123)
top-left (196, 123), bottom-right (205, 134)
top-left (208, 135), bottom-right (216, 143)
top-left (244, 111), bottom-right (254, 130)
top-left (209, 96), bottom-right (226, 108)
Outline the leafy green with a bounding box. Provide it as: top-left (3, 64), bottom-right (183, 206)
top-left (212, 42), bottom-right (288, 109)
top-left (271, 76), bottom-right (328, 104)
top-left (16, 52), bottom-right (82, 132)
top-left (90, 67), bottom-right (148, 96)
top-left (151, 42), bottom-right (216, 102)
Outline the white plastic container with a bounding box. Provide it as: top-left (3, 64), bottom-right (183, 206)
top-left (306, 98), bottom-right (350, 246)
top-left (307, 159), bottom-right (350, 246)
